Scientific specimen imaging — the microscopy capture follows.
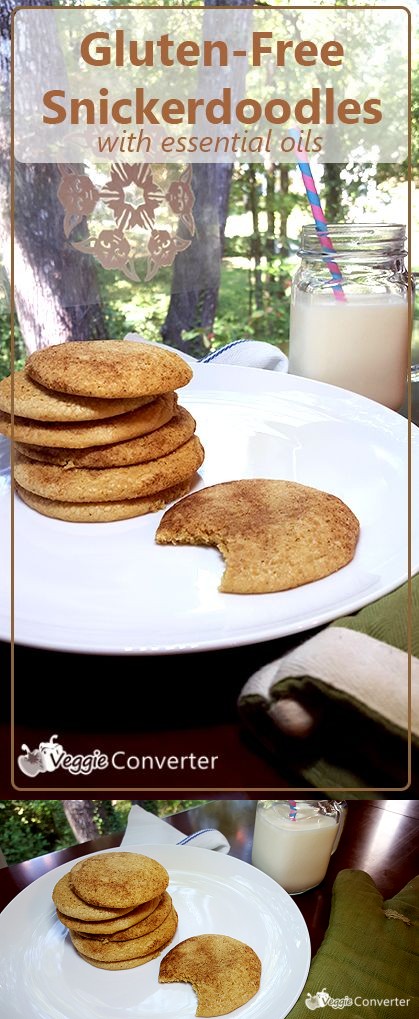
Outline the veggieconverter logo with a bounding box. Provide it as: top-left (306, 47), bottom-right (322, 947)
top-left (17, 735), bottom-right (108, 777)
top-left (17, 735), bottom-right (220, 777)
top-left (305, 989), bottom-right (410, 1010)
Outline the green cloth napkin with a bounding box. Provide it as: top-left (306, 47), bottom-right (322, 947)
top-left (288, 870), bottom-right (419, 1018)
top-left (238, 579), bottom-right (418, 791)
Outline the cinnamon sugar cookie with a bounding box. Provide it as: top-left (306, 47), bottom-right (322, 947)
top-left (70, 905), bottom-right (178, 962)
top-left (0, 393), bottom-right (177, 448)
top-left (52, 873), bottom-right (132, 922)
top-left (26, 340), bottom-right (192, 398)
top-left (14, 437), bottom-right (204, 503)
top-left (15, 406), bottom-right (195, 468)
top-left (96, 891), bottom-right (173, 942)
top-left (77, 949), bottom-right (161, 970)
top-left (15, 476), bottom-right (196, 522)
top-left (70, 852), bottom-right (169, 909)
top-left (56, 894), bottom-right (161, 933)
top-left (0, 367), bottom-right (151, 421)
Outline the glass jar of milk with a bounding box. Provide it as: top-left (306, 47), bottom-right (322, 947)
top-left (288, 224), bottom-right (410, 410)
top-left (251, 800), bottom-right (347, 894)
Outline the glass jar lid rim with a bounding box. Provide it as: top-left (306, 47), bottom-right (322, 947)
top-left (299, 223), bottom-right (406, 258)
top-left (301, 223), bottom-right (405, 233)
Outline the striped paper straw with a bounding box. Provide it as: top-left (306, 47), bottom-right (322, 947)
top-left (288, 800), bottom-right (297, 821)
top-left (293, 138), bottom-right (346, 301)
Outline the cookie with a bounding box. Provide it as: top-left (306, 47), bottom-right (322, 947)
top-left (70, 852), bottom-right (169, 909)
top-left (52, 873), bottom-right (132, 922)
top-left (0, 393), bottom-right (176, 448)
top-left (77, 949), bottom-right (161, 970)
top-left (95, 891), bottom-right (173, 942)
top-left (26, 340), bottom-right (192, 398)
top-left (0, 367), bottom-right (150, 421)
top-left (155, 478), bottom-right (360, 594)
top-left (159, 934), bottom-right (262, 1017)
top-left (70, 905), bottom-right (178, 962)
top-left (15, 476), bottom-right (197, 522)
top-left (15, 406), bottom-right (196, 468)
top-left (14, 436), bottom-right (204, 503)
top-left (56, 894), bottom-right (161, 934)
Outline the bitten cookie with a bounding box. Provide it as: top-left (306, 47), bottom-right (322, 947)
top-left (159, 934), bottom-right (262, 1017)
top-left (156, 478), bottom-right (360, 593)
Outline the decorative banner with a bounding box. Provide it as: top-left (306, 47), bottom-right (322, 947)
top-left (13, 8), bottom-right (408, 164)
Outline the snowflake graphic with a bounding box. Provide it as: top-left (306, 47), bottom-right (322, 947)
top-left (57, 163), bottom-right (195, 283)
top-left (100, 164), bottom-right (164, 231)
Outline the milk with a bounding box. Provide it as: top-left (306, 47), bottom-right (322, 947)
top-left (251, 801), bottom-right (338, 894)
top-left (288, 291), bottom-right (409, 410)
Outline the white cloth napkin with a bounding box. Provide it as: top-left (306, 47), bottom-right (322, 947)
top-left (201, 338), bottom-right (288, 372)
top-left (120, 805), bottom-right (230, 853)
top-left (124, 333), bottom-right (288, 373)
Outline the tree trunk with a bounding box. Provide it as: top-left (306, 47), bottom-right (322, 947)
top-left (160, 163), bottom-right (233, 357)
top-left (322, 163), bottom-right (345, 224)
top-left (0, 0), bottom-right (108, 354)
top-left (63, 801), bottom-right (100, 843)
top-left (279, 166), bottom-right (290, 257)
top-left (265, 166), bottom-right (276, 258)
top-left (248, 166), bottom-right (263, 311)
top-left (274, 165), bottom-right (291, 304)
top-left (161, 0), bottom-right (253, 356)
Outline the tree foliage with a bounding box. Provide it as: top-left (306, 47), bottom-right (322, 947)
top-left (0, 800), bottom-right (207, 864)
top-left (0, 801), bottom-right (74, 864)
top-left (0, 0), bottom-right (416, 371)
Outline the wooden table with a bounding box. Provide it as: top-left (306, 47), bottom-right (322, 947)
top-left (1, 799), bottom-right (418, 956)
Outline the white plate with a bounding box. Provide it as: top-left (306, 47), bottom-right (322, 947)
top-left (0, 844), bottom-right (311, 1019)
top-left (0, 364), bottom-right (417, 653)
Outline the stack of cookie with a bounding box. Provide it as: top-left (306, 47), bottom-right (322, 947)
top-left (52, 851), bottom-right (178, 970)
top-left (0, 340), bottom-right (204, 522)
